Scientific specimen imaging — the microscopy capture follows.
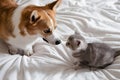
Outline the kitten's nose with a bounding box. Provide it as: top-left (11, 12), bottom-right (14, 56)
top-left (55, 40), bottom-right (61, 45)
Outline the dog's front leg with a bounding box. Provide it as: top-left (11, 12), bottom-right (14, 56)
top-left (8, 45), bottom-right (24, 56)
top-left (7, 43), bottom-right (34, 56)
top-left (8, 45), bottom-right (34, 56)
top-left (24, 44), bottom-right (34, 56)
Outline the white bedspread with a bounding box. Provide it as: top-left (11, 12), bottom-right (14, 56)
top-left (1, 0), bottom-right (120, 80)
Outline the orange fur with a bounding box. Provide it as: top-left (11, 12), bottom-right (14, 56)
top-left (0, 0), bottom-right (62, 55)
top-left (0, 0), bottom-right (61, 40)
top-left (19, 5), bottom-right (56, 37)
top-left (0, 0), bottom-right (17, 40)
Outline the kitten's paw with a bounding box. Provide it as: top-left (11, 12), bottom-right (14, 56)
top-left (72, 65), bottom-right (82, 70)
top-left (73, 61), bottom-right (78, 65)
top-left (72, 62), bottom-right (82, 70)
top-left (89, 67), bottom-right (98, 71)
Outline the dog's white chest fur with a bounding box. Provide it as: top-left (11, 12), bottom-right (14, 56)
top-left (7, 34), bottom-right (39, 50)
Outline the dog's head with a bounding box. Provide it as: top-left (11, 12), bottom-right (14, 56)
top-left (19, 0), bottom-right (61, 45)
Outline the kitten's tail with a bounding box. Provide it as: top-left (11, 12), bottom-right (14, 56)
top-left (114, 50), bottom-right (120, 57)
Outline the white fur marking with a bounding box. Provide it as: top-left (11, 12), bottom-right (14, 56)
top-left (12, 5), bottom-right (24, 34)
top-left (43, 11), bottom-right (54, 30)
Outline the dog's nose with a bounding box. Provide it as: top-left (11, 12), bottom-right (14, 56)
top-left (55, 40), bottom-right (61, 45)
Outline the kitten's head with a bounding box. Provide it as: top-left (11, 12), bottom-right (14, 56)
top-left (66, 31), bottom-right (87, 50)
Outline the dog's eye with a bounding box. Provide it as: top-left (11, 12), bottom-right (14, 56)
top-left (44, 28), bottom-right (51, 33)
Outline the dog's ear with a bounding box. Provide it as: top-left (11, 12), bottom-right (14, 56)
top-left (30, 10), bottom-right (40, 23)
top-left (46, 0), bottom-right (62, 11)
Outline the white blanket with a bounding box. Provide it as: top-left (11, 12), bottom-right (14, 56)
top-left (1, 0), bottom-right (120, 80)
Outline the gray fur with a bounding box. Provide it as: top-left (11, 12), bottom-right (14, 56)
top-left (66, 32), bottom-right (120, 70)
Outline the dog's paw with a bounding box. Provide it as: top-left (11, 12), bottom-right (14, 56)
top-left (8, 44), bottom-right (34, 56)
top-left (25, 49), bottom-right (33, 56)
top-left (8, 46), bottom-right (24, 56)
top-left (8, 47), bottom-right (18, 55)
top-left (72, 64), bottom-right (82, 70)
top-left (17, 49), bottom-right (25, 56)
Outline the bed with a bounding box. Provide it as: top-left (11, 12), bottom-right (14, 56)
top-left (1, 0), bottom-right (120, 80)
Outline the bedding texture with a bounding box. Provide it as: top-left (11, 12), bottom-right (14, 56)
top-left (1, 0), bottom-right (120, 80)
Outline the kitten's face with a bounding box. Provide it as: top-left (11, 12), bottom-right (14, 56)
top-left (66, 35), bottom-right (81, 50)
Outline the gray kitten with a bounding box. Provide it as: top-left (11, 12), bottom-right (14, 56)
top-left (66, 32), bottom-right (120, 70)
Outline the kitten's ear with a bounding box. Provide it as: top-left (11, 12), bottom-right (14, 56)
top-left (74, 30), bottom-right (85, 40)
top-left (74, 30), bottom-right (80, 35)
top-left (75, 31), bottom-right (79, 35)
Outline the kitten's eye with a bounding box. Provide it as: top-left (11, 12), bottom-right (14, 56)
top-left (66, 42), bottom-right (70, 46)
top-left (43, 28), bottom-right (51, 34)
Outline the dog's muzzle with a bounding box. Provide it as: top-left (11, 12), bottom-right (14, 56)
top-left (43, 38), bottom-right (49, 43)
top-left (43, 38), bottom-right (61, 45)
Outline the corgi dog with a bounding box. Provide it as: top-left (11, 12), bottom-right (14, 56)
top-left (0, 0), bottom-right (62, 56)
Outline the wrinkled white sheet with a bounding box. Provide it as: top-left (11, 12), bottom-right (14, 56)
top-left (1, 0), bottom-right (120, 80)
